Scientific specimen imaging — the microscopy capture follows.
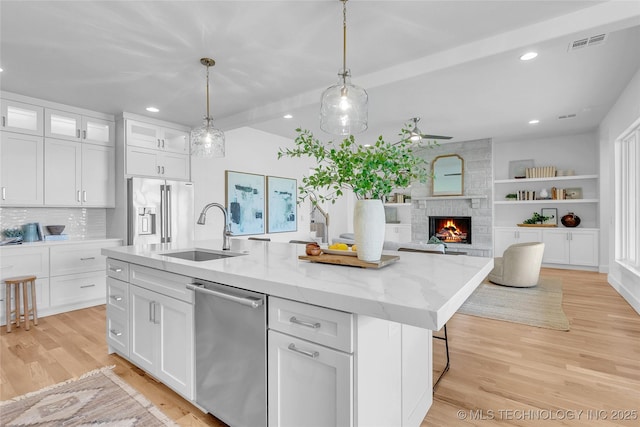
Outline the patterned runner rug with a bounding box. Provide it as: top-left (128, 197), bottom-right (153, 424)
top-left (0, 366), bottom-right (177, 426)
top-left (458, 276), bottom-right (570, 331)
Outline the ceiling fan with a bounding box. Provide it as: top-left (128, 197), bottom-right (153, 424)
top-left (402, 117), bottom-right (452, 143)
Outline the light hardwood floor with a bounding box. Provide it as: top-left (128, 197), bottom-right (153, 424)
top-left (1, 268), bottom-right (638, 426)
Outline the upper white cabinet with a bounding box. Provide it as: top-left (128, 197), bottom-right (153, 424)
top-left (126, 120), bottom-right (188, 154)
top-left (126, 146), bottom-right (190, 180)
top-left (45, 108), bottom-right (114, 146)
top-left (0, 131), bottom-right (44, 206)
top-left (0, 99), bottom-right (43, 136)
top-left (44, 138), bottom-right (115, 207)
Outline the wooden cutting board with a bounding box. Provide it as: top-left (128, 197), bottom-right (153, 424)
top-left (298, 254), bottom-right (400, 269)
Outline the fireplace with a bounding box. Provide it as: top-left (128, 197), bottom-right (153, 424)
top-left (429, 216), bottom-right (472, 244)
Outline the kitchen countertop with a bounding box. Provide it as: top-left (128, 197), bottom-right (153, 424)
top-left (102, 239), bottom-right (493, 331)
top-left (0, 237), bottom-right (122, 248)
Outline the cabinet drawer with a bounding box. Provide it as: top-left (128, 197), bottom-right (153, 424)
top-left (130, 264), bottom-right (192, 303)
top-left (0, 246), bottom-right (49, 281)
top-left (269, 297), bottom-right (353, 353)
top-left (106, 258), bottom-right (129, 282)
top-left (50, 271), bottom-right (106, 306)
top-left (107, 277), bottom-right (128, 313)
top-left (107, 308), bottom-right (129, 357)
top-left (50, 241), bottom-right (119, 276)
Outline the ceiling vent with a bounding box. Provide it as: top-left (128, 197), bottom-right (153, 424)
top-left (568, 33), bottom-right (607, 51)
top-left (558, 114), bottom-right (577, 120)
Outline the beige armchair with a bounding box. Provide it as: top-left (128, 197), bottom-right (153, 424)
top-left (488, 242), bottom-right (545, 287)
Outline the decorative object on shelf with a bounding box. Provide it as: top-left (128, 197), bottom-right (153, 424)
top-left (225, 170), bottom-right (265, 236)
top-left (319, 0), bottom-right (368, 136)
top-left (266, 176), bottom-right (297, 233)
top-left (521, 212), bottom-right (554, 225)
top-left (191, 57), bottom-right (225, 158)
top-left (432, 154), bottom-right (464, 196)
top-left (539, 188), bottom-right (549, 199)
top-left (22, 223), bottom-right (40, 242)
top-left (46, 225), bottom-right (65, 235)
top-left (564, 187), bottom-right (583, 200)
top-left (561, 212), bottom-right (581, 227)
top-left (278, 127), bottom-right (431, 262)
top-left (505, 193), bottom-right (517, 200)
top-left (541, 208), bottom-right (557, 225)
top-left (508, 159), bottom-right (534, 179)
top-left (3, 228), bottom-right (24, 239)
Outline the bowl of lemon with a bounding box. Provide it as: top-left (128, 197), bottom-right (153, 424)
top-left (323, 243), bottom-right (357, 256)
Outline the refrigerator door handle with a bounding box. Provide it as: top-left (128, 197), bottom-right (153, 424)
top-left (160, 185), bottom-right (166, 243)
top-left (166, 185), bottom-right (172, 242)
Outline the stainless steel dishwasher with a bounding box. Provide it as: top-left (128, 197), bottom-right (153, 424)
top-left (188, 280), bottom-right (267, 427)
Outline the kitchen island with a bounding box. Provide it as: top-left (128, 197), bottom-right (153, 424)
top-left (103, 239), bottom-right (493, 427)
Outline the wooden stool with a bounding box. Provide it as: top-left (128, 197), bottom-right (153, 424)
top-left (4, 275), bottom-right (38, 332)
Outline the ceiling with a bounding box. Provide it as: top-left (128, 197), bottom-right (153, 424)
top-left (1, 1), bottom-right (639, 145)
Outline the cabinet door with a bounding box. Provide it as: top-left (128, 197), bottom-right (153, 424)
top-left (494, 228), bottom-right (518, 257)
top-left (126, 120), bottom-right (162, 150)
top-left (158, 152), bottom-right (190, 180)
top-left (1, 99), bottom-right (43, 135)
top-left (45, 108), bottom-right (81, 141)
top-left (126, 146), bottom-right (159, 177)
top-left (569, 231), bottom-right (598, 266)
top-left (0, 132), bottom-right (44, 206)
top-left (518, 229), bottom-right (543, 244)
top-left (161, 128), bottom-right (188, 154)
top-left (44, 138), bottom-right (81, 206)
top-left (542, 230), bottom-right (571, 264)
top-left (268, 330), bottom-right (353, 427)
top-left (82, 116), bottom-right (114, 146)
top-left (81, 144), bottom-right (115, 207)
top-left (156, 291), bottom-right (193, 399)
top-left (129, 285), bottom-right (157, 373)
top-left (49, 271), bottom-right (106, 307)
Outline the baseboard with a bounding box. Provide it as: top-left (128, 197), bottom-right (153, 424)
top-left (608, 274), bottom-right (640, 314)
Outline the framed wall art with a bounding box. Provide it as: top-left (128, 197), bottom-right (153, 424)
top-left (541, 208), bottom-right (557, 225)
top-left (267, 175), bottom-right (297, 233)
top-left (508, 159), bottom-right (534, 179)
top-left (225, 170), bottom-right (265, 236)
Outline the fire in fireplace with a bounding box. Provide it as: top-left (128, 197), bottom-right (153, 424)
top-left (429, 216), bottom-right (472, 244)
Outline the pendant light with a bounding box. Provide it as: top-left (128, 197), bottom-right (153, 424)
top-left (320, 0), bottom-right (368, 136)
top-left (191, 57), bottom-right (225, 158)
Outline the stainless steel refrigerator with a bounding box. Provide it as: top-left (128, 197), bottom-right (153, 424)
top-left (128, 177), bottom-right (194, 246)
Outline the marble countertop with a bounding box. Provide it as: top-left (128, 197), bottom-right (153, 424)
top-left (102, 239), bottom-right (493, 330)
top-left (0, 237), bottom-right (122, 249)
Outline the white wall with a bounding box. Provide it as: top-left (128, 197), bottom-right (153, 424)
top-left (599, 67), bottom-right (640, 314)
top-left (191, 127), bottom-right (349, 243)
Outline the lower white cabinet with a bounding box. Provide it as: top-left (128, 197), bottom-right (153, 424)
top-left (385, 224), bottom-right (412, 243)
top-left (493, 227), bottom-right (542, 257)
top-left (268, 330), bottom-right (353, 427)
top-left (106, 277), bottom-right (129, 357)
top-left (125, 265), bottom-right (194, 400)
top-left (50, 271), bottom-right (106, 306)
top-left (542, 229), bottom-right (599, 266)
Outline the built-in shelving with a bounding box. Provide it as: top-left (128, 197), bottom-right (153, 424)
top-left (494, 174), bottom-right (598, 184)
top-left (494, 198), bottom-right (599, 205)
top-left (413, 195), bottom-right (487, 201)
top-left (383, 202), bottom-right (412, 207)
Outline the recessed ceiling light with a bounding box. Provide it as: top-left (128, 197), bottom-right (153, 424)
top-left (0, 67), bottom-right (3, 72)
top-left (529, 119), bottom-right (540, 124)
top-left (283, 114), bottom-right (293, 119)
top-left (146, 107), bottom-right (159, 113)
top-left (520, 52), bottom-right (538, 61)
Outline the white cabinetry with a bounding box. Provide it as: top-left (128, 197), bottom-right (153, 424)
top-left (1, 99), bottom-right (43, 135)
top-left (0, 131), bottom-right (44, 206)
top-left (44, 138), bottom-right (115, 207)
top-left (493, 227), bottom-right (542, 257)
top-left (542, 229), bottom-right (599, 267)
top-left (106, 263), bottom-right (129, 357)
top-left (128, 264), bottom-right (193, 399)
top-left (45, 108), bottom-right (114, 146)
top-left (385, 224), bottom-right (412, 243)
top-left (124, 119), bottom-right (190, 180)
top-left (268, 296), bottom-right (431, 427)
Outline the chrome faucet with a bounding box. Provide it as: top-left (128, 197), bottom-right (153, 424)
top-left (197, 202), bottom-right (232, 250)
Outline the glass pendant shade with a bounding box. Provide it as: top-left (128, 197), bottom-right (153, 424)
top-left (320, 69), bottom-right (368, 135)
top-left (191, 117), bottom-right (225, 158)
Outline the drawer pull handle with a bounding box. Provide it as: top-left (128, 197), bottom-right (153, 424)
top-left (80, 284), bottom-right (96, 289)
top-left (110, 295), bottom-right (123, 302)
top-left (80, 257), bottom-right (96, 261)
top-left (290, 316), bottom-right (321, 329)
top-left (109, 329), bottom-right (123, 337)
top-left (109, 267), bottom-right (123, 273)
top-left (288, 343), bottom-right (319, 359)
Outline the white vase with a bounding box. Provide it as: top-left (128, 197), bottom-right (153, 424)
top-left (354, 199), bottom-right (386, 262)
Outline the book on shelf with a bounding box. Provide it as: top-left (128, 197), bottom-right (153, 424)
top-left (525, 166), bottom-right (557, 178)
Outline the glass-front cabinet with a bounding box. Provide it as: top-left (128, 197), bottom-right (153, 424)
top-left (0, 99), bottom-right (44, 136)
top-left (45, 108), bottom-right (114, 146)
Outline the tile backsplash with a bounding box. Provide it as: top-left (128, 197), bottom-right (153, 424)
top-left (0, 208), bottom-right (107, 239)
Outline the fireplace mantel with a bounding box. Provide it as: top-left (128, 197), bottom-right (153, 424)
top-left (414, 195), bottom-right (487, 208)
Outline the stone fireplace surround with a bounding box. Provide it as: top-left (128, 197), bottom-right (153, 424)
top-left (410, 139), bottom-right (493, 257)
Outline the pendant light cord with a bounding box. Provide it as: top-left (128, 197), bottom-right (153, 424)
top-left (342, 0), bottom-right (347, 81)
top-left (205, 64), bottom-right (211, 122)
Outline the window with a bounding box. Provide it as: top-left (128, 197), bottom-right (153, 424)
top-left (615, 119), bottom-right (640, 272)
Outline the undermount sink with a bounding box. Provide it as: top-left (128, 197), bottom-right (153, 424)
top-left (161, 249), bottom-right (245, 262)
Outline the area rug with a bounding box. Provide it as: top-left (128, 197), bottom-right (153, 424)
top-left (0, 366), bottom-right (178, 426)
top-left (458, 276), bottom-right (570, 331)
